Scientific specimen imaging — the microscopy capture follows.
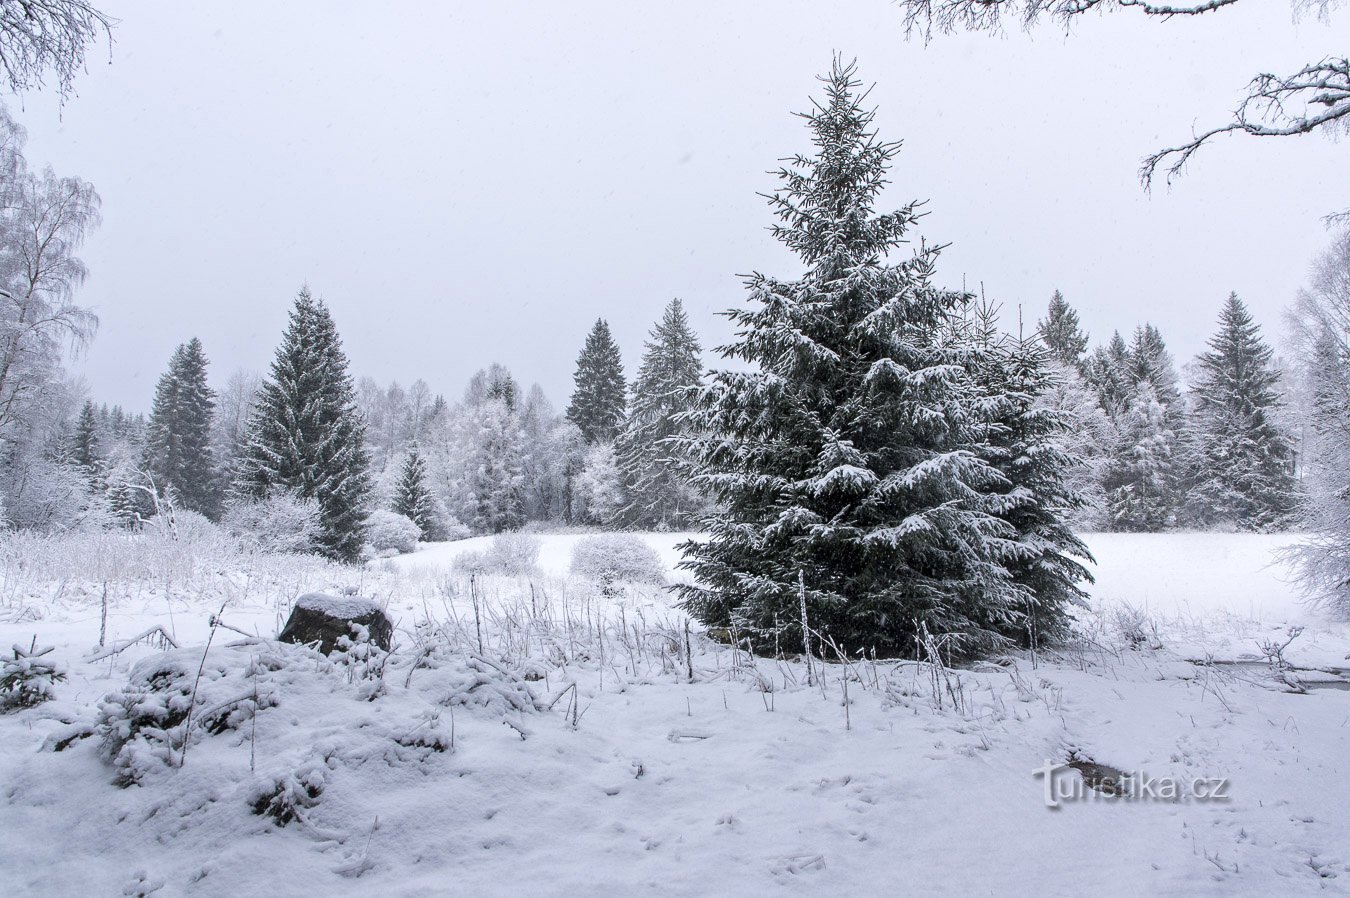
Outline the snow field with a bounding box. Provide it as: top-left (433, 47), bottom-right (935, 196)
top-left (0, 530), bottom-right (1346, 895)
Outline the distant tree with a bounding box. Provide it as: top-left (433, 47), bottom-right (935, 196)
top-left (1127, 323), bottom-right (1182, 411)
top-left (144, 337), bottom-right (219, 518)
top-left (235, 288), bottom-right (372, 562)
top-left (1183, 294), bottom-right (1299, 530)
top-left (1037, 290), bottom-right (1089, 370)
top-left (391, 443), bottom-right (435, 540)
top-left (615, 298), bottom-right (706, 529)
top-left (456, 397), bottom-right (525, 533)
top-left (1083, 331), bottom-right (1131, 418)
top-left (70, 399), bottom-right (99, 470)
top-left (572, 440), bottom-right (624, 526)
top-left (1104, 382), bottom-right (1178, 531)
top-left (566, 319), bottom-right (626, 443)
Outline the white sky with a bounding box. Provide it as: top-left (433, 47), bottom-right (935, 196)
top-left (11, 0), bottom-right (1346, 411)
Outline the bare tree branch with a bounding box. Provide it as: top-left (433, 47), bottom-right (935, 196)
top-left (897, 0), bottom-right (1244, 41)
top-left (1140, 57), bottom-right (1350, 188)
top-left (0, 0), bottom-right (115, 99)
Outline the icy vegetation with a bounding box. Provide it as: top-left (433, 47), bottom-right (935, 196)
top-left (0, 528), bottom-right (1347, 894)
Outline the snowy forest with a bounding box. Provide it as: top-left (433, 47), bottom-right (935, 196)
top-left (2, 2), bottom-right (1349, 896)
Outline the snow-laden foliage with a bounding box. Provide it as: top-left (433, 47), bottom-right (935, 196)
top-left (0, 641), bottom-right (65, 711)
top-left (1037, 290), bottom-right (1089, 371)
top-left (676, 59), bottom-right (1087, 657)
top-left (569, 533), bottom-right (666, 585)
top-left (365, 509), bottom-right (421, 557)
top-left (234, 288), bottom-right (372, 563)
top-left (391, 444), bottom-right (436, 540)
top-left (144, 337), bottom-right (220, 519)
top-left (1182, 293), bottom-right (1298, 531)
top-left (222, 488), bottom-right (323, 555)
top-left (453, 531), bottom-right (542, 578)
top-left (566, 319), bottom-right (627, 444)
top-left (571, 441), bottom-right (624, 526)
top-left (614, 299), bottom-right (708, 530)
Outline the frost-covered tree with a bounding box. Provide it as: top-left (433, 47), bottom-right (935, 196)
top-left (615, 298), bottom-right (706, 529)
top-left (1127, 323), bottom-right (1182, 413)
top-left (71, 399), bottom-right (99, 470)
top-left (677, 59), bottom-right (1081, 656)
top-left (143, 338), bottom-right (219, 519)
top-left (235, 288), bottom-right (372, 562)
top-left (1104, 382), bottom-right (1178, 531)
top-left (1037, 290), bottom-right (1089, 371)
top-left (1183, 293), bottom-right (1298, 530)
top-left (443, 395), bottom-right (525, 534)
top-left (964, 311), bottom-right (1093, 645)
top-left (566, 319), bottom-right (626, 443)
top-left (1083, 331), bottom-right (1131, 418)
top-left (572, 440), bottom-right (624, 526)
top-left (391, 443), bottom-right (435, 540)
top-left (1034, 362), bottom-right (1115, 530)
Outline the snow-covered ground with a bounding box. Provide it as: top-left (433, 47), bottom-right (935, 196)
top-left (1, 530), bottom-right (1347, 896)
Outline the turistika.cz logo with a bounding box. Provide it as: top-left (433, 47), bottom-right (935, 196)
top-left (1032, 759), bottom-right (1231, 809)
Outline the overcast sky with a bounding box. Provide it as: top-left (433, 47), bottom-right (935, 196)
top-left (11, 0), bottom-right (1346, 411)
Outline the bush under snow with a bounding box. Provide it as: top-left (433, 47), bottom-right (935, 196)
top-left (365, 510), bottom-right (421, 557)
top-left (569, 533), bottom-right (665, 584)
top-left (453, 532), bottom-right (542, 578)
top-left (222, 489), bottom-right (323, 555)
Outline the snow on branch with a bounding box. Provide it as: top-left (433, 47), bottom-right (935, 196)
top-left (897, 0), bottom-right (1242, 40)
top-left (1141, 56), bottom-right (1350, 188)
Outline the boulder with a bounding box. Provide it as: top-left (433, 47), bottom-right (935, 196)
top-left (278, 593), bottom-right (393, 653)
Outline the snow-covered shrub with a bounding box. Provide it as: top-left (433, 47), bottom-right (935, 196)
top-left (251, 762), bottom-right (327, 827)
top-left (427, 497), bottom-right (472, 542)
top-left (222, 489), bottom-right (322, 555)
top-left (0, 642), bottom-right (66, 710)
top-left (1110, 603), bottom-right (1163, 651)
top-left (365, 510), bottom-right (420, 557)
top-left (453, 532), bottom-right (541, 577)
top-left (97, 646), bottom-right (280, 786)
top-left (569, 534), bottom-right (665, 584)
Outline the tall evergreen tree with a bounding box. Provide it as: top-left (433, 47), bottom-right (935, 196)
top-left (615, 298), bottom-right (706, 529)
top-left (962, 302), bottom-right (1093, 645)
top-left (392, 443), bottom-right (435, 540)
top-left (144, 338), bottom-right (219, 518)
top-left (458, 397), bottom-right (525, 533)
top-left (677, 60), bottom-right (1082, 657)
top-left (1083, 331), bottom-right (1132, 417)
top-left (1184, 293), bottom-right (1299, 529)
top-left (1127, 323), bottom-right (1182, 411)
top-left (566, 319), bottom-right (626, 443)
top-left (235, 288), bottom-right (372, 562)
top-left (1037, 291), bottom-right (1089, 370)
top-left (1104, 382), bottom-right (1178, 531)
top-left (71, 399), bottom-right (100, 471)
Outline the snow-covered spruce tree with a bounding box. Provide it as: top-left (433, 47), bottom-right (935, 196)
top-left (676, 59), bottom-right (1082, 657)
top-left (71, 399), bottom-right (100, 471)
top-left (566, 319), bottom-right (626, 444)
top-left (1037, 290), bottom-right (1089, 371)
top-left (1103, 382), bottom-right (1178, 531)
top-left (454, 396), bottom-right (526, 533)
top-left (235, 289), bottom-right (372, 562)
top-left (1083, 331), bottom-right (1132, 419)
top-left (391, 443), bottom-right (435, 540)
top-left (960, 303), bottom-right (1093, 646)
top-left (614, 298), bottom-right (707, 529)
top-left (1183, 293), bottom-right (1299, 530)
top-left (143, 338), bottom-right (219, 518)
top-left (1033, 362), bottom-right (1115, 530)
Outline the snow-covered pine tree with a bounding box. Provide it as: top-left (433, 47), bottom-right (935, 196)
top-left (1103, 382), bottom-right (1178, 530)
top-left (676, 59), bottom-right (1054, 657)
top-left (566, 319), bottom-right (626, 443)
top-left (235, 288), bottom-right (372, 562)
top-left (614, 298), bottom-right (706, 529)
top-left (1083, 331), bottom-right (1132, 418)
top-left (1037, 291), bottom-right (1089, 371)
top-left (392, 443), bottom-right (435, 540)
top-left (963, 307), bottom-right (1093, 647)
top-left (1183, 293), bottom-right (1299, 530)
top-left (143, 337), bottom-right (220, 518)
top-left (1033, 362), bottom-right (1116, 530)
top-left (1127, 323), bottom-right (1183, 416)
top-left (71, 400), bottom-right (100, 471)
